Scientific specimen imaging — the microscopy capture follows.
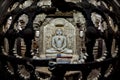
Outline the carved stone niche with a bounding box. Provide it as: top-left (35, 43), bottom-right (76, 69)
top-left (39, 18), bottom-right (76, 59)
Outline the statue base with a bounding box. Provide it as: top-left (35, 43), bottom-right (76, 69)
top-left (40, 53), bottom-right (73, 63)
top-left (46, 53), bottom-right (73, 58)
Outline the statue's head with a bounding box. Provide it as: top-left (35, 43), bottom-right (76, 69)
top-left (18, 14), bottom-right (28, 29)
top-left (56, 29), bottom-right (63, 35)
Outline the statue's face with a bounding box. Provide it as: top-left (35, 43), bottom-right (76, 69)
top-left (18, 19), bottom-right (25, 27)
top-left (17, 14), bottom-right (28, 29)
top-left (56, 29), bottom-right (63, 35)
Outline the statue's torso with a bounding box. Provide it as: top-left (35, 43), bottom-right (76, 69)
top-left (53, 35), bottom-right (66, 48)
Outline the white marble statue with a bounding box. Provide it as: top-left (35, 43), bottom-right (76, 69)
top-left (46, 29), bottom-right (72, 54)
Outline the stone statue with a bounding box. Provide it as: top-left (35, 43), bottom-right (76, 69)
top-left (17, 14), bottom-right (28, 31)
top-left (46, 29), bottom-right (72, 54)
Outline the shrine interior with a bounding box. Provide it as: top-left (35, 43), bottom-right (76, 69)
top-left (0, 0), bottom-right (120, 80)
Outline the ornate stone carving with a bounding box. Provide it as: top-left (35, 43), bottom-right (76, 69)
top-left (40, 18), bottom-right (76, 57)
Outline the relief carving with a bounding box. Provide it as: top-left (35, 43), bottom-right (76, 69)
top-left (42, 18), bottom-right (76, 57)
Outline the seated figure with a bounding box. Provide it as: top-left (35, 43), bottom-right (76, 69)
top-left (46, 29), bottom-right (72, 54)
